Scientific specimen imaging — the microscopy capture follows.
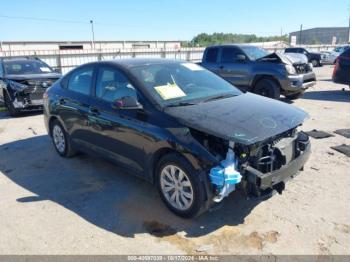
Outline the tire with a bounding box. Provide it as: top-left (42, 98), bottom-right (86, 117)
top-left (4, 91), bottom-right (20, 117)
top-left (50, 120), bottom-right (76, 157)
top-left (311, 59), bottom-right (319, 67)
top-left (156, 153), bottom-right (207, 218)
top-left (254, 78), bottom-right (281, 99)
top-left (285, 92), bottom-right (304, 100)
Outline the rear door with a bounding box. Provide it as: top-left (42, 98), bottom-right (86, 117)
top-left (217, 46), bottom-right (251, 89)
top-left (57, 65), bottom-right (94, 149)
top-left (202, 47), bottom-right (220, 73)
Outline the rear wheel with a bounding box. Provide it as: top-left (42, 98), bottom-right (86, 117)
top-left (4, 91), bottom-right (20, 117)
top-left (254, 78), bottom-right (281, 99)
top-left (50, 120), bottom-right (76, 157)
top-left (156, 153), bottom-right (207, 218)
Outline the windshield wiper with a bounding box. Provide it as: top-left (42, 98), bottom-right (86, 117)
top-left (165, 102), bottom-right (197, 108)
top-left (202, 93), bottom-right (237, 103)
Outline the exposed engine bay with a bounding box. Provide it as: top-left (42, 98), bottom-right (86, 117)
top-left (190, 127), bottom-right (311, 201)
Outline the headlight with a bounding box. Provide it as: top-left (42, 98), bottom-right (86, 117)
top-left (9, 80), bottom-right (28, 91)
top-left (285, 64), bottom-right (296, 75)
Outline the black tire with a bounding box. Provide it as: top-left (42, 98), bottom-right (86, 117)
top-left (156, 153), bottom-right (207, 218)
top-left (254, 78), bottom-right (281, 99)
top-left (285, 92), bottom-right (304, 100)
top-left (4, 91), bottom-right (20, 117)
top-left (50, 120), bottom-right (76, 157)
top-left (311, 59), bottom-right (319, 67)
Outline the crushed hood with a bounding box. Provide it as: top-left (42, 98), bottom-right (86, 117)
top-left (258, 52), bottom-right (307, 65)
top-left (165, 93), bottom-right (308, 145)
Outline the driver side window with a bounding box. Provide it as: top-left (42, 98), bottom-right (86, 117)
top-left (96, 67), bottom-right (137, 102)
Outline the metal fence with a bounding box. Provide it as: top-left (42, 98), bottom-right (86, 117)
top-left (0, 48), bottom-right (205, 74)
top-left (0, 44), bottom-right (338, 74)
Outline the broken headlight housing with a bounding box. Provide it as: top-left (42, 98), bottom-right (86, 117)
top-left (9, 80), bottom-right (28, 92)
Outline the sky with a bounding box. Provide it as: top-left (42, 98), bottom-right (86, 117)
top-left (0, 0), bottom-right (349, 41)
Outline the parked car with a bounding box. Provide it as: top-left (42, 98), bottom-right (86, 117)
top-left (331, 45), bottom-right (350, 63)
top-left (285, 47), bottom-right (322, 67)
top-left (333, 48), bottom-right (350, 87)
top-left (0, 57), bottom-right (61, 116)
top-left (199, 44), bottom-right (316, 100)
top-left (320, 51), bottom-right (336, 65)
top-left (44, 59), bottom-right (311, 218)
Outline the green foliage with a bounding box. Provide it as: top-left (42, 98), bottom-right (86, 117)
top-left (182, 33), bottom-right (289, 47)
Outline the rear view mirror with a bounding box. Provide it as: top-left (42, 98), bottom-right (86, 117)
top-left (236, 54), bottom-right (247, 61)
top-left (113, 96), bottom-right (143, 110)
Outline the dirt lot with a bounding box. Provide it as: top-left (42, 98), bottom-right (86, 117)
top-left (0, 65), bottom-right (349, 255)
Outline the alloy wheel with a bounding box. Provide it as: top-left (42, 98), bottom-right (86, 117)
top-left (52, 125), bottom-right (66, 153)
top-left (160, 165), bottom-right (194, 211)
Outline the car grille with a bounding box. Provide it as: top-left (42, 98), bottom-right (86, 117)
top-left (294, 64), bottom-right (312, 74)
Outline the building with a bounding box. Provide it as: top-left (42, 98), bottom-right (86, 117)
top-left (0, 40), bottom-right (182, 52)
top-left (289, 27), bottom-right (349, 45)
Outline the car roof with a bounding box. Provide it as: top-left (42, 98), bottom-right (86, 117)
top-left (206, 44), bottom-right (258, 49)
top-left (1, 57), bottom-right (41, 62)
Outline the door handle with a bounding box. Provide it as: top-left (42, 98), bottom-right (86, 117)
top-left (89, 106), bottom-right (100, 115)
top-left (219, 65), bottom-right (224, 69)
top-left (58, 98), bottom-right (66, 105)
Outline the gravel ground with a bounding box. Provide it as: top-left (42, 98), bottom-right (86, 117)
top-left (0, 65), bottom-right (349, 255)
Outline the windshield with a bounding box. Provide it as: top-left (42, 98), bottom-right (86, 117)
top-left (130, 62), bottom-right (242, 106)
top-left (240, 46), bottom-right (269, 60)
top-left (4, 60), bottom-right (53, 75)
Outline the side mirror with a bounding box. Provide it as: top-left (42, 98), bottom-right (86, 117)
top-left (54, 68), bottom-right (61, 73)
top-left (113, 96), bottom-right (143, 110)
top-left (236, 54), bottom-right (247, 61)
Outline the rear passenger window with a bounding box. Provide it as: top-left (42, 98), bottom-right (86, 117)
top-left (67, 67), bottom-right (93, 95)
top-left (206, 48), bottom-right (219, 63)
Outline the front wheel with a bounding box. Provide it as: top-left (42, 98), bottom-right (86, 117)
top-left (4, 92), bottom-right (20, 117)
top-left (311, 59), bottom-right (319, 67)
top-left (156, 153), bottom-right (207, 218)
top-left (254, 78), bottom-right (281, 99)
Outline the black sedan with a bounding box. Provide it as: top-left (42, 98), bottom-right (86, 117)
top-left (333, 48), bottom-right (350, 87)
top-left (0, 57), bottom-right (61, 116)
top-left (43, 59), bottom-right (311, 218)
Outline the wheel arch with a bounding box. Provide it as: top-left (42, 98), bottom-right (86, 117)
top-left (252, 74), bottom-right (281, 92)
top-left (149, 147), bottom-right (204, 185)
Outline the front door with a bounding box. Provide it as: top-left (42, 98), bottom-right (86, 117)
top-left (217, 47), bottom-right (251, 90)
top-left (86, 65), bottom-right (151, 176)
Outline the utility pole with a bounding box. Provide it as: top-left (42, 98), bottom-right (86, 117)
top-left (299, 24), bottom-right (303, 45)
top-left (90, 20), bottom-right (95, 50)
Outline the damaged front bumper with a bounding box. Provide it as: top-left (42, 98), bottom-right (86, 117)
top-left (8, 88), bottom-right (45, 110)
top-left (243, 142), bottom-right (311, 198)
top-left (281, 72), bottom-right (316, 95)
